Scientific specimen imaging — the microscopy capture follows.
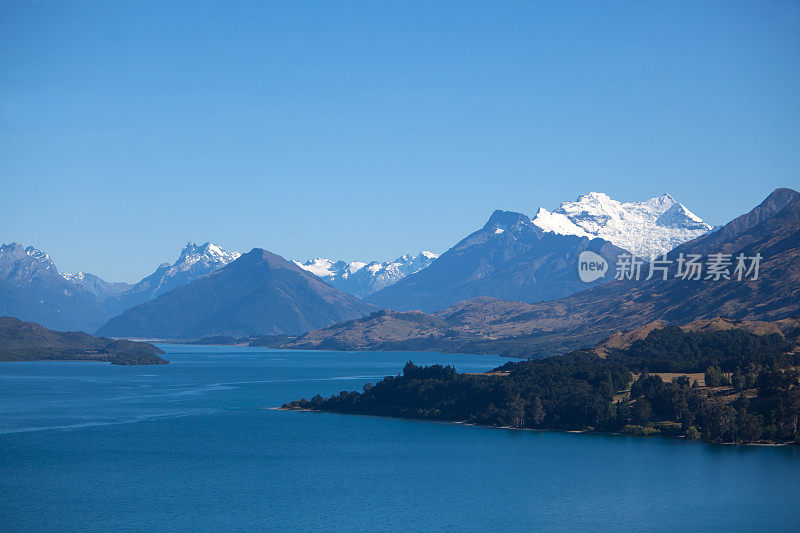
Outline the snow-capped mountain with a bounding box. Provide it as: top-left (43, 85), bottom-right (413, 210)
top-left (61, 272), bottom-right (132, 302)
top-left (0, 242), bottom-right (60, 284)
top-left (294, 252), bottom-right (439, 298)
top-left (159, 242), bottom-right (241, 290)
top-left (532, 192), bottom-right (712, 257)
top-left (365, 210), bottom-right (628, 313)
top-left (0, 243), bottom-right (110, 332)
top-left (102, 242), bottom-right (241, 315)
top-left (135, 241), bottom-right (241, 300)
top-left (97, 248), bottom-right (378, 339)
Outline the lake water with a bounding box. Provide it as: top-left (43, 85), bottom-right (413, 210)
top-left (1, 345), bottom-right (799, 532)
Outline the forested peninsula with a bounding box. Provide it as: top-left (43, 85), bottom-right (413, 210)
top-left (284, 326), bottom-right (800, 444)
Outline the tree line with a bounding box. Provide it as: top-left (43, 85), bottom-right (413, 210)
top-left (284, 327), bottom-right (800, 444)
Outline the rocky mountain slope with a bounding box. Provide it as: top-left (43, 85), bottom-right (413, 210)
top-left (61, 272), bottom-right (132, 301)
top-left (0, 243), bottom-right (110, 332)
top-left (97, 248), bottom-right (378, 339)
top-left (0, 241), bottom-right (242, 332)
top-left (285, 188), bottom-right (800, 357)
top-left (99, 242), bottom-right (241, 315)
top-left (365, 210), bottom-right (627, 313)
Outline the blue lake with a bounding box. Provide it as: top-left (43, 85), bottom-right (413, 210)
top-left (1, 345), bottom-right (799, 532)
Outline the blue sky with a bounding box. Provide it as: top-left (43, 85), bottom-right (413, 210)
top-left (1, 1), bottom-right (798, 282)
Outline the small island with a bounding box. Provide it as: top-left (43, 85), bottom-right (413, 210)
top-left (0, 316), bottom-right (168, 365)
top-left (284, 324), bottom-right (800, 445)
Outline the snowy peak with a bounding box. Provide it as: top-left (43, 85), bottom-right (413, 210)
top-left (478, 210), bottom-right (546, 240)
top-left (144, 242), bottom-right (240, 296)
top-left (0, 242), bottom-right (131, 305)
top-left (0, 242), bottom-right (54, 266)
top-left (172, 242), bottom-right (241, 274)
top-left (294, 251), bottom-right (440, 298)
top-left (22, 245), bottom-right (55, 266)
top-left (643, 192), bottom-right (677, 210)
top-left (655, 202), bottom-right (708, 230)
top-left (483, 210), bottom-right (530, 231)
top-left (93, 241), bottom-right (242, 316)
top-left (532, 192), bottom-right (712, 257)
top-left (0, 242), bottom-right (59, 283)
top-left (0, 243), bottom-right (114, 332)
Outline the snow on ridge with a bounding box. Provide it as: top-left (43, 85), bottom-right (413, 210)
top-left (531, 192), bottom-right (713, 257)
top-left (0, 242), bottom-right (59, 278)
top-left (532, 207), bottom-right (591, 238)
top-left (293, 258), bottom-right (340, 278)
top-left (24, 246), bottom-right (53, 264)
top-left (61, 272), bottom-right (85, 282)
top-left (294, 251), bottom-right (440, 298)
top-left (170, 242), bottom-right (241, 274)
top-left (2, 241), bottom-right (241, 303)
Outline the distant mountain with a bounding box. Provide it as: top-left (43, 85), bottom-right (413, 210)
top-left (101, 242), bottom-right (240, 315)
top-left (0, 241), bottom-right (242, 331)
top-left (286, 188), bottom-right (800, 357)
top-left (532, 192), bottom-right (712, 257)
top-left (61, 272), bottom-right (132, 302)
top-left (97, 248), bottom-right (378, 339)
top-left (0, 243), bottom-right (109, 332)
top-left (0, 243), bottom-right (59, 283)
top-left (365, 210), bottom-right (627, 313)
top-left (0, 316), bottom-right (166, 365)
top-left (294, 252), bottom-right (439, 298)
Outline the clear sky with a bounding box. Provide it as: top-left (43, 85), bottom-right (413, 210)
top-left (1, 1), bottom-right (798, 282)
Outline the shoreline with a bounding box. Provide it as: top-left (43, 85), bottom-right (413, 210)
top-left (277, 406), bottom-right (793, 447)
top-left (156, 341), bottom-right (528, 359)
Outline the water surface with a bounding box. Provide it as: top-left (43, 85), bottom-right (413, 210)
top-left (1, 345), bottom-right (798, 532)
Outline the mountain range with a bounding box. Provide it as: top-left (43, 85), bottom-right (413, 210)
top-left (365, 193), bottom-right (713, 313)
top-left (97, 248), bottom-right (377, 339)
top-left (0, 239), bottom-right (439, 333)
top-left (293, 252), bottom-right (439, 298)
top-left (0, 243), bottom-right (110, 332)
top-left (366, 210), bottom-right (629, 313)
top-left (0, 241), bottom-right (244, 332)
top-left (283, 188), bottom-right (800, 356)
top-left (92, 242), bottom-right (242, 316)
top-left (0, 190), bottom-right (735, 341)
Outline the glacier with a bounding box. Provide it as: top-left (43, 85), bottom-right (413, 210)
top-left (532, 192), bottom-right (712, 257)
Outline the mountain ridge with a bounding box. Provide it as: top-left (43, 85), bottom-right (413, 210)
top-left (284, 188), bottom-right (800, 357)
top-left (531, 192), bottom-right (713, 257)
top-left (293, 251), bottom-right (438, 298)
top-left (98, 242), bottom-right (241, 315)
top-left (0, 243), bottom-right (111, 332)
top-left (365, 209), bottom-right (628, 313)
top-left (96, 248), bottom-right (378, 339)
